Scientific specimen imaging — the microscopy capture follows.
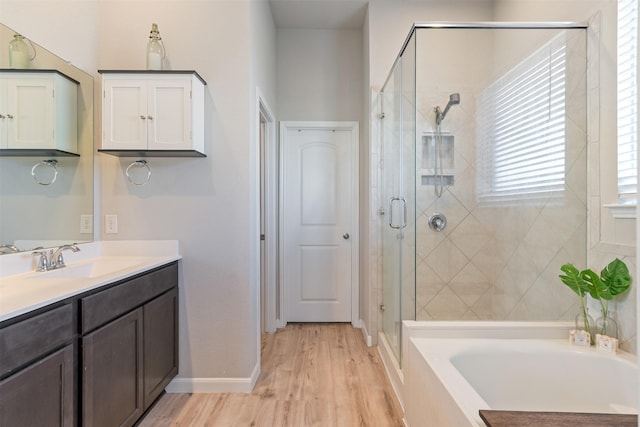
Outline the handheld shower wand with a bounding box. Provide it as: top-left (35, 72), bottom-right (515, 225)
top-left (433, 93), bottom-right (461, 198)
top-left (435, 93), bottom-right (461, 125)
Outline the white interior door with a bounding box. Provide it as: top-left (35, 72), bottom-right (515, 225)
top-left (282, 122), bottom-right (358, 323)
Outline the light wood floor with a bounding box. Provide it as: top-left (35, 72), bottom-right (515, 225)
top-left (140, 323), bottom-right (404, 426)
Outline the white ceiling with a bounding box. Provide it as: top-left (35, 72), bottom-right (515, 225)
top-left (269, 0), bottom-right (369, 29)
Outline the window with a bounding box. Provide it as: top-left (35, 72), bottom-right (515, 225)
top-left (477, 33), bottom-right (567, 205)
top-left (617, 0), bottom-right (638, 202)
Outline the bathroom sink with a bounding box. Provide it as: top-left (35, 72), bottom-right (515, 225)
top-left (26, 257), bottom-right (146, 280)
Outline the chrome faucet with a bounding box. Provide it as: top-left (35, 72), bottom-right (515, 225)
top-left (32, 250), bottom-right (51, 272)
top-left (32, 244), bottom-right (80, 272)
top-left (0, 244), bottom-right (19, 254)
top-left (51, 244), bottom-right (80, 269)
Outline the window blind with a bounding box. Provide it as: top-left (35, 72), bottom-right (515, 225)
top-left (477, 33), bottom-right (566, 205)
top-left (617, 0), bottom-right (638, 200)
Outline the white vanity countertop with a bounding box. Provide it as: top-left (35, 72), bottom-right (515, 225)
top-left (0, 241), bottom-right (181, 322)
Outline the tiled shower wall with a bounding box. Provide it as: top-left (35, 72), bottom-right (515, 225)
top-left (373, 20), bottom-right (635, 353)
top-left (413, 28), bottom-right (589, 323)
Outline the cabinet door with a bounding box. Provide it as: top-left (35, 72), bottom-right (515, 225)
top-left (147, 79), bottom-right (192, 150)
top-left (103, 79), bottom-right (148, 149)
top-left (0, 344), bottom-right (75, 427)
top-left (143, 288), bottom-right (179, 408)
top-left (0, 78), bottom-right (6, 148)
top-left (5, 76), bottom-right (55, 149)
top-left (83, 308), bottom-right (143, 427)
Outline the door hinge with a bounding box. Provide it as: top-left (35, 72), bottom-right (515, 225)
top-left (260, 234), bottom-right (265, 241)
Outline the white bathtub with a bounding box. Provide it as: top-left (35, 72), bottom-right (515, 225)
top-left (401, 322), bottom-right (638, 427)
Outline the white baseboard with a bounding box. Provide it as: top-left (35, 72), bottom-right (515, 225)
top-left (359, 319), bottom-right (373, 347)
top-left (166, 362), bottom-right (260, 393)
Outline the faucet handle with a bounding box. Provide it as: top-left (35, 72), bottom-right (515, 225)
top-left (51, 244), bottom-right (80, 269)
top-left (32, 250), bottom-right (49, 272)
top-left (54, 252), bottom-right (66, 269)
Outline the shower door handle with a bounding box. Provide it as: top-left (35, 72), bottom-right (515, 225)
top-left (388, 197), bottom-right (407, 229)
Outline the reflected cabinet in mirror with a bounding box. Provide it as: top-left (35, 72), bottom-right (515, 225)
top-left (0, 23), bottom-right (94, 254)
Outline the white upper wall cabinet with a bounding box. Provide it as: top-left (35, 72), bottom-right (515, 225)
top-left (99, 71), bottom-right (206, 157)
top-left (0, 70), bottom-right (78, 156)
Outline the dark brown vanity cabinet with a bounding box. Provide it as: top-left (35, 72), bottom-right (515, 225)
top-left (81, 262), bottom-right (178, 427)
top-left (82, 309), bottom-right (144, 427)
top-left (0, 303), bottom-right (76, 427)
top-left (0, 261), bottom-right (178, 427)
top-left (143, 288), bottom-right (179, 408)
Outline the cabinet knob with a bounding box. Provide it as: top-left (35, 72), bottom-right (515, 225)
top-left (140, 115), bottom-right (146, 120)
top-left (0, 114), bottom-right (5, 119)
top-left (147, 116), bottom-right (153, 120)
top-left (6, 114), bottom-right (13, 119)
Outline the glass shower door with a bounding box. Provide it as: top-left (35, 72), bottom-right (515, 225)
top-left (380, 60), bottom-right (403, 360)
top-left (380, 33), bottom-right (416, 364)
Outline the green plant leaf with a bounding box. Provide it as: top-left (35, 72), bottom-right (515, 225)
top-left (559, 263), bottom-right (587, 297)
top-left (601, 258), bottom-right (632, 297)
top-left (582, 268), bottom-right (613, 301)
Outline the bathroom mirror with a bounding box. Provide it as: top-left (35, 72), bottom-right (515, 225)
top-left (0, 22), bottom-right (94, 254)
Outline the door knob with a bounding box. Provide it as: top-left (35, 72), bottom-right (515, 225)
top-left (343, 233), bottom-right (350, 240)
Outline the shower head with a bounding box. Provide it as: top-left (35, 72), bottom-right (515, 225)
top-left (435, 93), bottom-right (461, 126)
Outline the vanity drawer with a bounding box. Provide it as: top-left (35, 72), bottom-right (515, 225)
top-left (0, 303), bottom-right (75, 377)
top-left (80, 262), bottom-right (178, 333)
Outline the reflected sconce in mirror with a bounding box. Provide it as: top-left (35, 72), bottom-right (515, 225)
top-left (31, 159), bottom-right (58, 185)
top-left (9, 33), bottom-right (36, 69)
top-left (126, 160), bottom-right (151, 186)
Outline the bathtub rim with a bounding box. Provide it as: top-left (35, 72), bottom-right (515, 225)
top-left (401, 321), bottom-right (638, 427)
top-left (402, 320), bottom-right (577, 373)
top-left (409, 336), bottom-right (638, 425)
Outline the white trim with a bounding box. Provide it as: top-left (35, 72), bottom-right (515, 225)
top-left (279, 121), bottom-right (360, 326)
top-left (278, 122), bottom-right (286, 329)
top-left (594, 241), bottom-right (636, 257)
top-left (604, 203), bottom-right (637, 219)
top-left (377, 331), bottom-right (404, 410)
top-left (256, 87), bottom-right (278, 334)
top-left (360, 318), bottom-right (373, 347)
top-left (165, 363), bottom-right (261, 393)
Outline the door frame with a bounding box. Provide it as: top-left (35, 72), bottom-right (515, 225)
top-left (279, 121), bottom-right (359, 327)
top-left (257, 88), bottom-right (278, 334)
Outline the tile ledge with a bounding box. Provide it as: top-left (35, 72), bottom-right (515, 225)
top-left (594, 241), bottom-right (636, 257)
top-left (604, 204), bottom-right (636, 219)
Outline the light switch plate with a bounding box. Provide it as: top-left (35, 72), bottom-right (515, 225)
top-left (80, 215), bottom-right (93, 234)
top-left (105, 214), bottom-right (118, 234)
